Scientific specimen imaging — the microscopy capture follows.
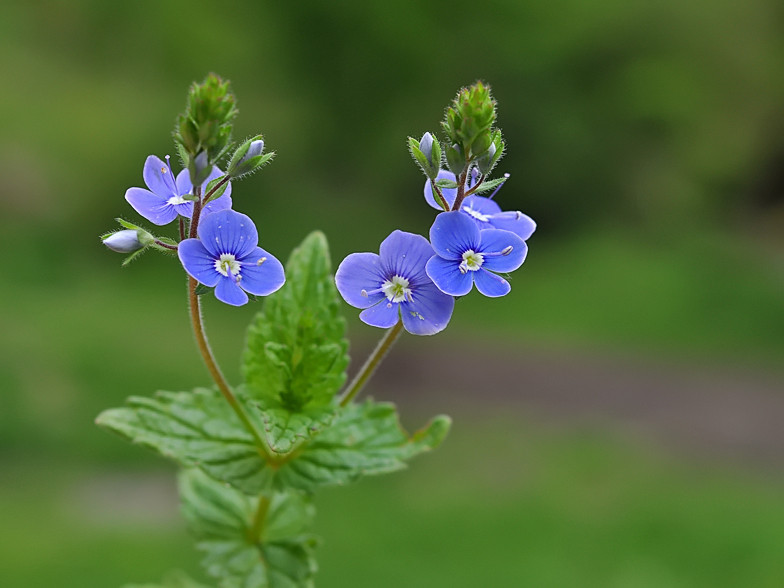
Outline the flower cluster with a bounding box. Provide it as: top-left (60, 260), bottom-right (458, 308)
top-left (106, 148), bottom-right (284, 306)
top-left (336, 92), bottom-right (536, 336)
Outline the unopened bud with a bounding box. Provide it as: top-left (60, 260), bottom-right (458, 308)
top-left (102, 229), bottom-right (151, 253)
top-left (446, 143), bottom-right (464, 175)
top-left (228, 136), bottom-right (269, 178)
top-left (419, 132), bottom-right (434, 165)
top-left (476, 142), bottom-right (496, 174)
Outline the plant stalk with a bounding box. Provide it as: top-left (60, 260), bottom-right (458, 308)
top-left (339, 320), bottom-right (404, 407)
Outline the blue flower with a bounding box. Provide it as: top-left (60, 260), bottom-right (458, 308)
top-left (125, 155), bottom-right (232, 226)
top-left (426, 211), bottom-right (527, 298)
top-left (423, 170), bottom-right (536, 240)
top-left (178, 209), bottom-right (284, 306)
top-left (335, 230), bottom-right (455, 336)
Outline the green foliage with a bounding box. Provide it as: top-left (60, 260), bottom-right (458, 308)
top-left (472, 176), bottom-right (507, 194)
top-left (97, 386), bottom-right (449, 496)
top-left (242, 231), bottom-right (349, 421)
top-left (180, 468), bottom-right (317, 588)
top-left (273, 400), bottom-right (451, 493)
top-left (95, 388), bottom-right (274, 496)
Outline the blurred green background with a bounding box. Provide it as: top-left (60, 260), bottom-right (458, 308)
top-left (3, 0), bottom-right (784, 586)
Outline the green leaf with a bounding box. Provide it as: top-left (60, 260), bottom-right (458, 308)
top-left (252, 402), bottom-right (336, 455)
top-left (241, 232), bottom-right (349, 449)
top-left (97, 391), bottom-right (449, 495)
top-left (195, 283), bottom-right (214, 296)
top-left (435, 178), bottom-right (459, 189)
top-left (180, 468), bottom-right (317, 588)
top-left (96, 388), bottom-right (275, 495)
top-left (204, 175), bottom-right (228, 203)
top-left (472, 176), bottom-right (508, 194)
top-left (274, 399), bottom-right (451, 492)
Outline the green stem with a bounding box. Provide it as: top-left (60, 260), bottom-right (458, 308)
top-left (339, 320), bottom-right (404, 407)
top-left (186, 185), bottom-right (273, 461)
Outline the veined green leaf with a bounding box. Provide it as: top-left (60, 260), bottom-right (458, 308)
top-left (275, 400), bottom-right (451, 492)
top-left (95, 388), bottom-right (275, 495)
top-left (97, 390), bottom-right (450, 495)
top-left (241, 231), bottom-right (349, 452)
top-left (472, 176), bottom-right (507, 193)
top-left (180, 468), bottom-right (317, 588)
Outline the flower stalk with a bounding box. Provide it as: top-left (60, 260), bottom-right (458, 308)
top-left (339, 320), bottom-right (404, 407)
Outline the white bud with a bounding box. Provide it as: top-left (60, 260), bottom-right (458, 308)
top-left (103, 230), bottom-right (146, 253)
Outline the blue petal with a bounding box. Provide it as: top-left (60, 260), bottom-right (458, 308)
top-left (379, 230), bottom-right (433, 284)
top-left (423, 170), bottom-right (459, 210)
top-left (215, 276), bottom-right (249, 306)
top-left (462, 195), bottom-right (502, 217)
top-left (489, 212), bottom-right (537, 240)
top-left (473, 268), bottom-right (511, 297)
top-left (238, 247), bottom-right (286, 297)
top-left (429, 211), bottom-right (480, 260)
top-left (178, 239), bottom-right (220, 287)
top-left (175, 167), bottom-right (233, 218)
top-left (335, 252), bottom-right (386, 309)
top-left (426, 255), bottom-right (473, 297)
top-left (359, 300), bottom-right (400, 329)
top-left (125, 187), bottom-right (178, 226)
top-left (198, 209), bottom-right (258, 259)
top-left (478, 229), bottom-right (527, 273)
top-left (400, 282), bottom-right (454, 336)
top-left (143, 155), bottom-right (177, 198)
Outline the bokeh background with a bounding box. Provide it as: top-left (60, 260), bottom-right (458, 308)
top-left (2, 0), bottom-right (784, 586)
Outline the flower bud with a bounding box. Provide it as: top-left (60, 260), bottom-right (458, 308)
top-left (102, 229), bottom-right (152, 253)
top-left (476, 142), bottom-right (496, 174)
top-left (446, 143), bottom-right (464, 175)
top-left (228, 136), bottom-right (270, 178)
top-left (419, 132), bottom-right (434, 166)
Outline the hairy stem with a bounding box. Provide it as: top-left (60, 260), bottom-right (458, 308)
top-left (451, 170), bottom-right (468, 211)
top-left (178, 216), bottom-right (186, 241)
top-left (430, 179), bottom-right (450, 212)
top-left (153, 239), bottom-right (178, 251)
top-left (339, 320), bottom-right (404, 407)
top-left (202, 175), bottom-right (230, 204)
top-left (186, 185), bottom-right (272, 459)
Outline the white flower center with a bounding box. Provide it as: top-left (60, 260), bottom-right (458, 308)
top-left (381, 275), bottom-right (412, 303)
top-left (460, 250), bottom-right (484, 273)
top-left (167, 195), bottom-right (189, 206)
top-left (215, 253), bottom-right (241, 277)
top-left (462, 206), bottom-right (490, 223)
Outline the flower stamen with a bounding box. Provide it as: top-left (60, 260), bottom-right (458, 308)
top-left (214, 253), bottom-right (241, 277)
top-left (381, 275), bottom-right (412, 303)
top-left (459, 250), bottom-right (484, 273)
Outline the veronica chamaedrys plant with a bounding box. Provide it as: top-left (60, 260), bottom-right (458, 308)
top-left (96, 76), bottom-right (530, 588)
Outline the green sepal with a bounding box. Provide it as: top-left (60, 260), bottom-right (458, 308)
top-left (242, 231), bottom-right (349, 413)
top-left (95, 388), bottom-right (275, 495)
top-left (194, 283), bottom-right (214, 296)
top-left (471, 176), bottom-right (507, 194)
top-left (434, 178), bottom-right (459, 190)
top-left (180, 468), bottom-right (318, 588)
top-left (445, 143), bottom-right (464, 175)
top-left (121, 247), bottom-right (148, 267)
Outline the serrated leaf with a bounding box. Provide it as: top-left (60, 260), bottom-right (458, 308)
top-left (252, 402), bottom-right (336, 455)
top-left (241, 232), bottom-right (349, 451)
top-left (472, 176), bottom-right (507, 194)
top-left (96, 388), bottom-right (275, 495)
top-left (97, 391), bottom-right (449, 495)
top-left (180, 469), bottom-right (317, 588)
top-left (274, 400), bottom-right (451, 492)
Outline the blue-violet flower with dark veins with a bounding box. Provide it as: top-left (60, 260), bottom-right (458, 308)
top-left (335, 230), bottom-right (455, 335)
top-left (178, 209), bottom-right (284, 306)
top-left (423, 170), bottom-right (536, 240)
top-left (125, 155), bottom-right (232, 226)
top-left (426, 211), bottom-right (527, 298)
